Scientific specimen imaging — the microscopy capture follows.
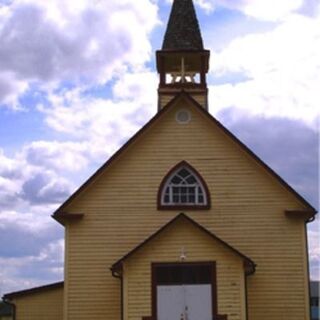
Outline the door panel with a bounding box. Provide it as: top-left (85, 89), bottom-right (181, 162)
top-left (157, 284), bottom-right (212, 320)
top-left (154, 263), bottom-right (215, 320)
top-left (157, 285), bottom-right (184, 320)
top-left (185, 284), bottom-right (212, 320)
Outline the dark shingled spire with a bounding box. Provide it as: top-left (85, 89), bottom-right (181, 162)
top-left (162, 0), bottom-right (204, 50)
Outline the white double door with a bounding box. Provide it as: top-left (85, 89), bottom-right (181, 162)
top-left (157, 284), bottom-right (212, 320)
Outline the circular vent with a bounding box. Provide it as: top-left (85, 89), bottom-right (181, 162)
top-left (176, 109), bottom-right (191, 124)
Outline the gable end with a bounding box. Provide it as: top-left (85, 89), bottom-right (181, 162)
top-left (52, 91), bottom-right (316, 223)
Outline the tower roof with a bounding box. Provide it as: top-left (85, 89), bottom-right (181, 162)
top-left (162, 0), bottom-right (204, 50)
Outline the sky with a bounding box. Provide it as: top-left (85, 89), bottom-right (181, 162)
top-left (0, 0), bottom-right (319, 296)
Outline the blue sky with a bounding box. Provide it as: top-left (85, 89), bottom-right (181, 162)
top-left (0, 0), bottom-right (319, 295)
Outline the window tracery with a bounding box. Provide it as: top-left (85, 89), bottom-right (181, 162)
top-left (159, 162), bottom-right (210, 209)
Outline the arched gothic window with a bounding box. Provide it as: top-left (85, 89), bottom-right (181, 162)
top-left (158, 162), bottom-right (210, 209)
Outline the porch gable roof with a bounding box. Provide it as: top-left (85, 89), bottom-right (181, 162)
top-left (111, 213), bottom-right (256, 275)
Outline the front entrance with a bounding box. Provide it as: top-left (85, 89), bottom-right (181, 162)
top-left (152, 263), bottom-right (216, 320)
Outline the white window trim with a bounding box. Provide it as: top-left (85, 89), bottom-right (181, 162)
top-left (161, 166), bottom-right (208, 206)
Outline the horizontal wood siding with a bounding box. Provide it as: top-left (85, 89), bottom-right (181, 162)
top-left (64, 97), bottom-right (309, 320)
top-left (159, 94), bottom-right (174, 109)
top-left (13, 287), bottom-right (63, 320)
top-left (125, 218), bottom-right (246, 320)
top-left (190, 93), bottom-right (206, 108)
top-left (160, 93), bottom-right (206, 110)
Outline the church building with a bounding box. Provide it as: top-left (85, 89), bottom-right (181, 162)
top-left (3, 0), bottom-right (317, 319)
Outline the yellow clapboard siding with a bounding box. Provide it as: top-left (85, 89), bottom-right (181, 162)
top-left (63, 97), bottom-right (310, 320)
top-left (12, 287), bottom-right (63, 320)
top-left (159, 93), bottom-right (207, 110)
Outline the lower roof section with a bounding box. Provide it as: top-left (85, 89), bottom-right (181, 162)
top-left (3, 282), bottom-right (64, 300)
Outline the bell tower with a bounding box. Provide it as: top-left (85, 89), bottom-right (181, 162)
top-left (156, 0), bottom-right (210, 110)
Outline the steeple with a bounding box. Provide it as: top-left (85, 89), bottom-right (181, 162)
top-left (156, 0), bottom-right (210, 110)
top-left (162, 0), bottom-right (204, 50)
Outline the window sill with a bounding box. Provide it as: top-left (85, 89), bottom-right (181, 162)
top-left (158, 204), bottom-right (210, 210)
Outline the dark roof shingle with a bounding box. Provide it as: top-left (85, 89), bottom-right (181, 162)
top-left (162, 0), bottom-right (204, 50)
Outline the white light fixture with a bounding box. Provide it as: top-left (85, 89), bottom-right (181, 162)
top-left (180, 247), bottom-right (187, 261)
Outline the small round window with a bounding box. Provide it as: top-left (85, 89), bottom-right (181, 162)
top-left (176, 109), bottom-right (191, 124)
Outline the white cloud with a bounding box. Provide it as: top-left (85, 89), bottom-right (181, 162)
top-left (0, 149), bottom-right (25, 208)
top-left (21, 170), bottom-right (73, 205)
top-left (0, 70), bottom-right (158, 211)
top-left (0, 139), bottom-right (76, 296)
top-left (0, 238), bottom-right (64, 296)
top-left (209, 13), bottom-right (320, 129)
top-left (0, 146), bottom-right (77, 208)
top-left (113, 71), bottom-right (158, 102)
top-left (0, 149), bottom-right (22, 178)
top-left (0, 72), bottom-right (29, 109)
top-left (0, 208), bottom-right (56, 232)
top-left (308, 223), bottom-right (320, 280)
top-left (0, 0), bottom-right (159, 108)
top-left (240, 0), bottom-right (304, 21)
top-left (39, 71), bottom-right (158, 160)
top-left (38, 238), bottom-right (64, 264)
top-left (309, 227), bottom-right (320, 262)
top-left (195, 0), bottom-right (308, 21)
top-left (22, 140), bottom-right (89, 172)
